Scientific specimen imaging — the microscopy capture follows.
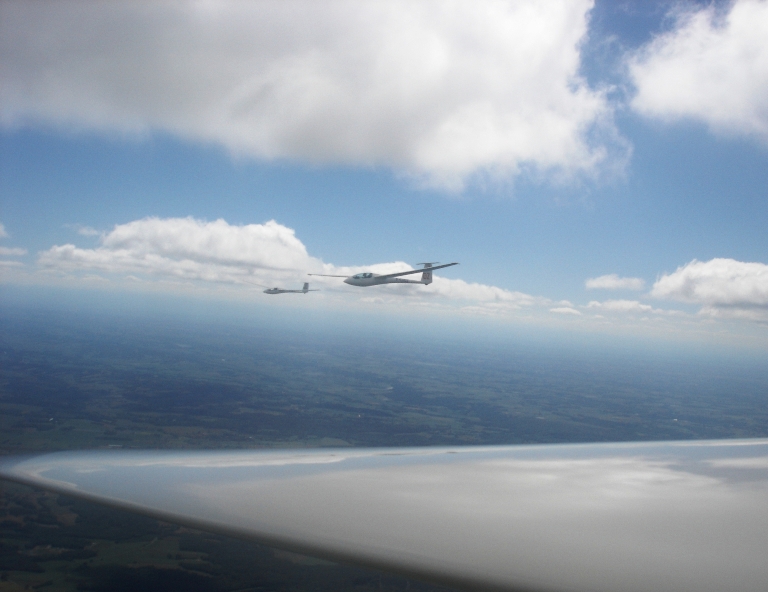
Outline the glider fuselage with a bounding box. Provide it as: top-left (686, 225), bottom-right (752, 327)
top-left (312, 262), bottom-right (458, 287)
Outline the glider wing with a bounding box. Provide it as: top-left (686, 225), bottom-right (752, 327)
top-left (1, 440), bottom-right (767, 592)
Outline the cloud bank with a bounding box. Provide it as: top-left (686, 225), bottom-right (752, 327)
top-left (0, 0), bottom-right (619, 189)
top-left (652, 258), bottom-right (768, 320)
top-left (29, 218), bottom-right (768, 330)
top-left (630, 0), bottom-right (768, 142)
top-left (585, 274), bottom-right (645, 290)
top-left (37, 217), bottom-right (554, 316)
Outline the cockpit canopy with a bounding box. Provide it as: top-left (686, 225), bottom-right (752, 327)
top-left (352, 272), bottom-right (374, 279)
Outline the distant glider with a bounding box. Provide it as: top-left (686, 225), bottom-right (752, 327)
top-left (310, 262), bottom-right (458, 287)
top-left (248, 282), bottom-right (318, 295)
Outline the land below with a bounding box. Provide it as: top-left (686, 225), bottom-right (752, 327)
top-left (2, 304), bottom-right (766, 591)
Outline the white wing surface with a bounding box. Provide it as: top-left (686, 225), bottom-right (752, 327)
top-left (375, 262), bottom-right (458, 280)
top-left (2, 440), bottom-right (767, 592)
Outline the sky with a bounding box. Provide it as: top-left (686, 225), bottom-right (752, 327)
top-left (1, 0), bottom-right (768, 348)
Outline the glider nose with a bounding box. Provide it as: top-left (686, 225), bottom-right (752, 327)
top-left (343, 277), bottom-right (351, 285)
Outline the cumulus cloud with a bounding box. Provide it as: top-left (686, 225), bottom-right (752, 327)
top-left (629, 0), bottom-right (768, 141)
top-left (0, 223), bottom-right (8, 238)
top-left (0, 0), bottom-right (621, 189)
top-left (39, 217), bottom-right (321, 283)
top-left (651, 258), bottom-right (768, 319)
top-left (585, 274), bottom-right (645, 290)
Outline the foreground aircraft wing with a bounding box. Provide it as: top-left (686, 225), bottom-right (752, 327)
top-left (375, 262), bottom-right (459, 280)
top-left (2, 440), bottom-right (768, 592)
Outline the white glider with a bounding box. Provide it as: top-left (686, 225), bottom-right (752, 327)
top-left (249, 282), bottom-right (319, 294)
top-left (310, 262), bottom-right (458, 287)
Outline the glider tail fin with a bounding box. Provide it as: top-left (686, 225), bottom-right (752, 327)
top-left (417, 262), bottom-right (438, 285)
top-left (302, 282), bottom-right (309, 293)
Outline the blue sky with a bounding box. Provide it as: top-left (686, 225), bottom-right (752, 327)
top-left (1, 0), bottom-right (767, 347)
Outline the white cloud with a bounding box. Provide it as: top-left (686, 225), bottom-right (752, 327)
top-left (550, 306), bottom-right (582, 315)
top-left (0, 0), bottom-right (621, 189)
top-left (0, 227), bottom-right (26, 262)
top-left (629, 0), bottom-right (768, 141)
top-left (39, 217), bottom-right (321, 283)
top-left (0, 247), bottom-right (27, 256)
top-left (585, 274), bottom-right (645, 290)
top-left (586, 299), bottom-right (653, 313)
top-left (64, 224), bottom-right (102, 237)
top-left (651, 258), bottom-right (768, 319)
top-left (697, 306), bottom-right (768, 322)
top-left (335, 277), bottom-right (553, 315)
top-left (424, 277), bottom-right (546, 309)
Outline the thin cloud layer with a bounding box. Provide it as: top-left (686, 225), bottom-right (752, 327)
top-left (0, 247), bottom-right (27, 256)
top-left (629, 0), bottom-right (768, 142)
top-left (585, 274), bottom-right (645, 290)
top-left (0, 0), bottom-right (618, 189)
top-left (550, 307), bottom-right (582, 315)
top-left (0, 223), bottom-right (25, 267)
top-left (586, 299), bottom-right (653, 313)
top-left (651, 258), bottom-right (768, 319)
